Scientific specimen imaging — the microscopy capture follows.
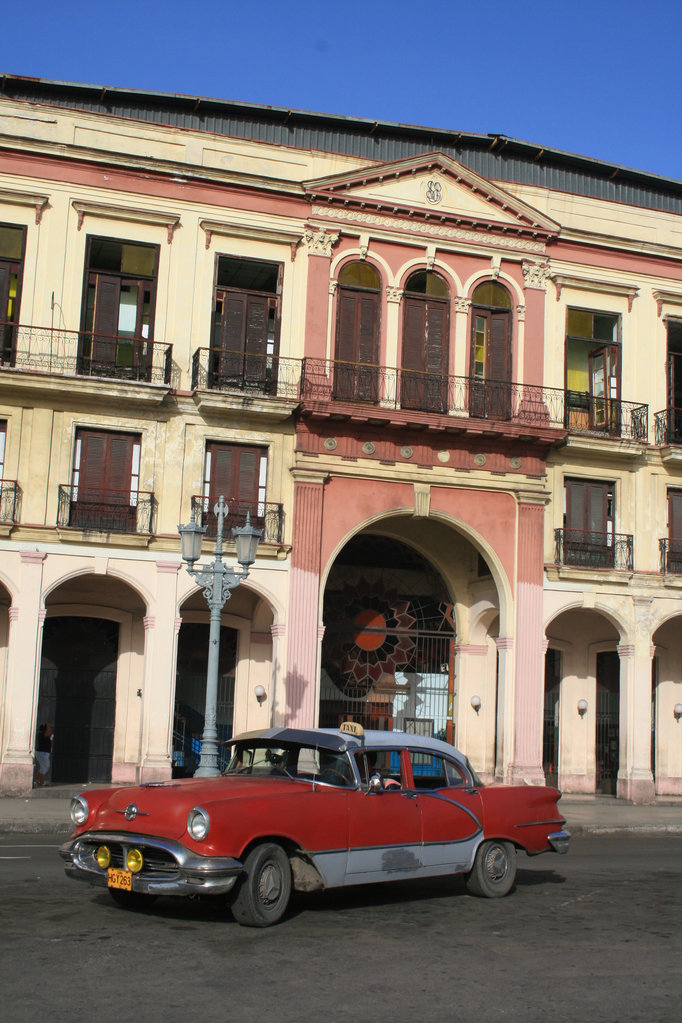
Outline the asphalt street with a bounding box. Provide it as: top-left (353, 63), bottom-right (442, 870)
top-left (2, 832), bottom-right (681, 1023)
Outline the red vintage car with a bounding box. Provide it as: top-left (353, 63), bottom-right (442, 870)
top-left (60, 724), bottom-right (569, 927)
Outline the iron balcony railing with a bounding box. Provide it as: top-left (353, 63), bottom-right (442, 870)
top-left (0, 480), bottom-right (20, 523)
top-left (659, 538), bottom-right (682, 574)
top-left (57, 485), bottom-right (156, 534)
top-left (300, 358), bottom-right (649, 441)
top-left (1, 322), bottom-right (172, 385)
top-left (191, 347), bottom-right (301, 400)
top-left (190, 495), bottom-right (284, 545)
top-left (554, 528), bottom-right (634, 570)
top-left (654, 408), bottom-right (682, 446)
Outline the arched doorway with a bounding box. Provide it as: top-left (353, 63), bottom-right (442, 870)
top-left (320, 535), bottom-right (456, 739)
top-left (401, 270), bottom-right (450, 413)
top-left (470, 280), bottom-right (512, 419)
top-left (38, 617), bottom-right (118, 783)
top-left (173, 622), bottom-right (237, 776)
top-left (334, 261), bottom-right (381, 401)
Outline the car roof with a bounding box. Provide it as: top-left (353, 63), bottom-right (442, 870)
top-left (230, 726), bottom-right (469, 768)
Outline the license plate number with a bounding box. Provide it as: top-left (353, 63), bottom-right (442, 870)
top-left (107, 868), bottom-right (133, 891)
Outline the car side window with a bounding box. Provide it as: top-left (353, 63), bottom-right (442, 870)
top-left (355, 749), bottom-right (404, 788)
top-left (409, 751), bottom-right (466, 789)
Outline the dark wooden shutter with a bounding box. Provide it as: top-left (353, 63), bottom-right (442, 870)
top-left (92, 276), bottom-right (120, 368)
top-left (243, 294), bottom-right (269, 383)
top-left (219, 292), bottom-right (247, 379)
top-left (78, 432), bottom-right (106, 501)
top-left (401, 298), bottom-right (427, 410)
top-left (208, 444), bottom-right (233, 500)
top-left (487, 312), bottom-right (511, 418)
top-left (424, 300), bottom-right (447, 412)
top-left (107, 434), bottom-right (135, 504)
top-left (335, 289), bottom-right (378, 400)
top-left (565, 479), bottom-right (611, 567)
top-left (0, 263), bottom-right (14, 364)
top-left (668, 490), bottom-right (682, 571)
top-left (77, 431), bottom-right (134, 505)
top-left (206, 443), bottom-right (263, 533)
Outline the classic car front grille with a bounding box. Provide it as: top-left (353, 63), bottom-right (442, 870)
top-left (80, 840), bottom-right (179, 876)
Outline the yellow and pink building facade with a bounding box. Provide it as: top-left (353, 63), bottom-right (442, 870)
top-left (1, 77), bottom-right (681, 801)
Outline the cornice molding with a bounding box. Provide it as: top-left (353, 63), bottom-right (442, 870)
top-left (550, 272), bottom-right (639, 311)
top-left (0, 187), bottom-right (50, 224)
top-left (200, 219), bottom-right (302, 260)
top-left (71, 200), bottom-right (181, 243)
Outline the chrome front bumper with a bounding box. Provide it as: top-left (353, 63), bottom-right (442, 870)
top-left (60, 831), bottom-right (243, 896)
top-left (547, 830), bottom-right (571, 854)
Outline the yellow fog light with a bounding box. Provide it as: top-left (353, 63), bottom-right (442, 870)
top-left (95, 846), bottom-right (111, 869)
top-left (126, 848), bottom-right (144, 873)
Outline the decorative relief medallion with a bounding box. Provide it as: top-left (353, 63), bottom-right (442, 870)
top-left (473, 453), bottom-right (487, 467)
top-left (437, 450), bottom-right (450, 463)
top-left (509, 456), bottom-right (522, 469)
top-left (425, 179), bottom-right (444, 204)
top-left (362, 441), bottom-right (376, 455)
top-left (400, 446), bottom-right (414, 459)
top-left (323, 437), bottom-right (338, 450)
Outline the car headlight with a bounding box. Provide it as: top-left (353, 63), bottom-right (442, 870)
top-left (70, 796), bottom-right (89, 827)
top-left (187, 806), bottom-right (210, 841)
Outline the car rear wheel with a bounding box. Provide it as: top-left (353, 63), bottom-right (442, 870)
top-left (466, 840), bottom-right (516, 898)
top-left (231, 843), bottom-right (292, 927)
top-left (108, 888), bottom-right (158, 911)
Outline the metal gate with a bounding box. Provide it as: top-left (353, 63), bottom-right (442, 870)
top-left (596, 651), bottom-right (620, 794)
top-left (320, 591), bottom-right (456, 741)
top-left (543, 649), bottom-right (561, 787)
top-left (37, 667), bottom-right (116, 783)
top-left (173, 673), bottom-right (235, 776)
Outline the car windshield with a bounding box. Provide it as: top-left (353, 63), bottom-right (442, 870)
top-left (225, 741), bottom-right (356, 787)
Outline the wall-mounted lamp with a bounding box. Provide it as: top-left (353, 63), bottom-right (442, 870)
top-left (577, 699), bottom-right (588, 718)
top-left (470, 695), bottom-right (482, 713)
top-left (674, 703), bottom-right (682, 721)
top-left (254, 685), bottom-right (267, 705)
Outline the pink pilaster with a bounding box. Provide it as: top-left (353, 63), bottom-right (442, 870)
top-left (521, 274), bottom-right (547, 388)
top-left (286, 475), bottom-right (327, 725)
top-left (508, 499), bottom-right (546, 784)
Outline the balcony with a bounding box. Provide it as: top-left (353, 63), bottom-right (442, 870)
top-left (554, 528), bottom-right (634, 570)
top-left (1, 322), bottom-right (172, 385)
top-left (654, 408), bottom-right (682, 446)
top-left (57, 486), bottom-right (155, 534)
top-left (190, 495), bottom-right (284, 545)
top-left (0, 480), bottom-right (20, 523)
top-left (191, 347), bottom-right (300, 400)
top-left (300, 359), bottom-right (648, 441)
top-left (659, 538), bottom-right (682, 574)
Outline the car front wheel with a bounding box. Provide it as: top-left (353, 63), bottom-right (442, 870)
top-left (466, 840), bottom-right (516, 898)
top-left (231, 843), bottom-right (292, 927)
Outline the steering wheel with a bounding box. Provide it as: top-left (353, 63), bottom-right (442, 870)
top-left (319, 768), bottom-right (349, 786)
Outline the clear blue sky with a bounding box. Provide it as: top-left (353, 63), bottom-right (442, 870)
top-left (3, 0), bottom-right (681, 180)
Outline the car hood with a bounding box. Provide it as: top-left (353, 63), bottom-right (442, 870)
top-left (80, 775), bottom-right (305, 842)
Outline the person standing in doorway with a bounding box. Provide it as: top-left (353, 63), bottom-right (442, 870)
top-left (35, 723), bottom-right (52, 787)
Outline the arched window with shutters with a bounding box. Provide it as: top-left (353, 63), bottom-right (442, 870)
top-left (400, 270), bottom-right (449, 413)
top-left (334, 261), bottom-right (381, 402)
top-left (470, 281), bottom-right (512, 419)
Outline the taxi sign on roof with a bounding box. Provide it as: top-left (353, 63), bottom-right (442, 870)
top-left (339, 721), bottom-right (364, 739)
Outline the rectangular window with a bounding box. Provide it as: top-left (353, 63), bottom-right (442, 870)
top-left (202, 442), bottom-right (267, 533)
top-left (210, 256), bottom-right (282, 392)
top-left (70, 428), bottom-right (142, 532)
top-left (563, 478), bottom-right (615, 568)
top-left (80, 236), bottom-right (159, 378)
top-left (0, 224), bottom-right (27, 366)
top-left (565, 308), bottom-right (620, 432)
top-left (667, 490), bottom-right (682, 573)
top-left (0, 420), bottom-right (5, 483)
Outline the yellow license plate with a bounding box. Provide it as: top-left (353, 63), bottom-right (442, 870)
top-left (107, 868), bottom-right (133, 891)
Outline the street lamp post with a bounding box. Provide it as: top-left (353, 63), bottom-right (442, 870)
top-left (178, 495), bottom-right (262, 777)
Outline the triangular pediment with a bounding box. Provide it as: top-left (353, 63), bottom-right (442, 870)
top-left (305, 152), bottom-right (560, 237)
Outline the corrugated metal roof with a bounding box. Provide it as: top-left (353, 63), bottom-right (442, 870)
top-left (2, 75), bottom-right (681, 214)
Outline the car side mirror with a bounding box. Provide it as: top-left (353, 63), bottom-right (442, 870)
top-left (368, 772), bottom-right (383, 794)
